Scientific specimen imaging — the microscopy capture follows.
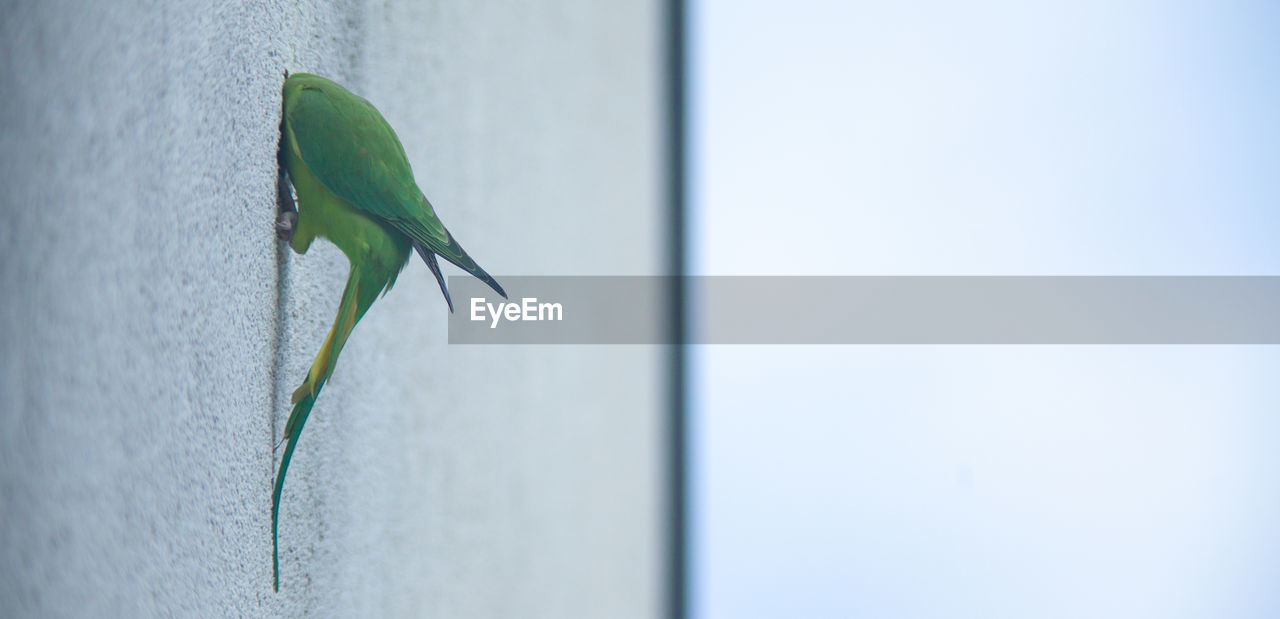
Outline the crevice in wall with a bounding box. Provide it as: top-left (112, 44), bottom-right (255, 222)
top-left (267, 3), bottom-right (369, 601)
top-left (270, 222), bottom-right (291, 452)
top-left (268, 0), bottom-right (369, 469)
top-left (270, 1), bottom-right (297, 494)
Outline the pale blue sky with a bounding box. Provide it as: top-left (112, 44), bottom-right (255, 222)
top-left (690, 1), bottom-right (1280, 617)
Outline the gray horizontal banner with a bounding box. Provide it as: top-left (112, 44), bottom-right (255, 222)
top-left (447, 276), bottom-right (1280, 344)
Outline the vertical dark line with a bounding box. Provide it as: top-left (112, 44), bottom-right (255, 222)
top-left (663, 0), bottom-right (688, 617)
top-left (271, 240), bottom-right (289, 449)
top-left (271, 175), bottom-right (292, 488)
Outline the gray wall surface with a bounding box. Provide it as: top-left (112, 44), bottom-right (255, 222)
top-left (0, 1), bottom-right (672, 616)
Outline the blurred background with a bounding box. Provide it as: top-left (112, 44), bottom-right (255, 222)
top-left (690, 1), bottom-right (1280, 618)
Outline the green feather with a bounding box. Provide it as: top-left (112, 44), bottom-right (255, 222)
top-left (272, 72), bottom-right (505, 591)
top-left (284, 73), bottom-right (506, 300)
top-left (272, 392), bottom-right (313, 592)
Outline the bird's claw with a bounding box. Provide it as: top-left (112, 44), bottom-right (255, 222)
top-left (275, 210), bottom-right (297, 241)
top-left (276, 166), bottom-right (297, 241)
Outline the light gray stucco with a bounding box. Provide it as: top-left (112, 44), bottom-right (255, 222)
top-left (0, 1), bottom-right (670, 616)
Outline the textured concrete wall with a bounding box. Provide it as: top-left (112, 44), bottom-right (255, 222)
top-left (0, 1), bottom-right (669, 616)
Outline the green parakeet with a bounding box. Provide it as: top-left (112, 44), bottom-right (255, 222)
top-left (272, 72), bottom-right (505, 591)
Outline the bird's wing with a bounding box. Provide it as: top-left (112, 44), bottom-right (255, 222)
top-left (287, 82), bottom-right (505, 297)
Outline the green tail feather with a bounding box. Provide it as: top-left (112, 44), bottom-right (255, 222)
top-left (273, 387), bottom-right (320, 592)
top-left (271, 264), bottom-right (389, 591)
